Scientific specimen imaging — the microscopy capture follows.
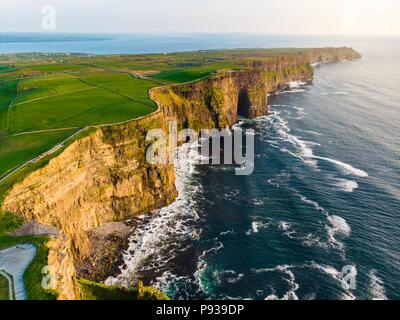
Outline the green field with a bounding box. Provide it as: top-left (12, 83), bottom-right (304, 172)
top-left (0, 62), bottom-right (161, 178)
top-left (0, 77), bottom-right (19, 134)
top-left (0, 129), bottom-right (77, 177)
top-left (0, 273), bottom-right (9, 300)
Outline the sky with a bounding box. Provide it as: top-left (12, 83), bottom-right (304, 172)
top-left (1, 0), bottom-right (399, 35)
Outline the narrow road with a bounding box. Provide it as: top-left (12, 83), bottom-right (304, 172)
top-left (10, 127), bottom-right (80, 137)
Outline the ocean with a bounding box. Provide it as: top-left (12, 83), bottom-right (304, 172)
top-left (2, 33), bottom-right (399, 300)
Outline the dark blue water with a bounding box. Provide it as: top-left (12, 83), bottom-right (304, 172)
top-left (104, 37), bottom-right (400, 300)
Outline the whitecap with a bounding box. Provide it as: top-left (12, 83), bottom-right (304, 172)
top-left (220, 229), bottom-right (234, 236)
top-left (332, 91), bottom-right (349, 95)
top-left (298, 194), bottom-right (348, 250)
top-left (307, 263), bottom-right (357, 300)
top-left (246, 221), bottom-right (269, 235)
top-left (221, 270), bottom-right (245, 284)
top-left (279, 221), bottom-right (291, 231)
top-left (279, 131), bottom-right (318, 167)
top-left (253, 265), bottom-right (299, 300)
top-left (299, 195), bottom-right (325, 212)
top-left (314, 156), bottom-right (368, 177)
top-left (289, 81), bottom-right (307, 89)
top-left (368, 269), bottom-right (388, 300)
top-left (252, 198), bottom-right (265, 206)
top-left (106, 143), bottom-right (202, 288)
top-left (277, 89), bottom-right (307, 94)
top-left (307, 262), bottom-right (343, 281)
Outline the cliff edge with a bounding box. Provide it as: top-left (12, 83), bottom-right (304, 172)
top-left (2, 47), bottom-right (361, 299)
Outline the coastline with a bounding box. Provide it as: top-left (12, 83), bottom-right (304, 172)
top-left (0, 48), bottom-right (362, 300)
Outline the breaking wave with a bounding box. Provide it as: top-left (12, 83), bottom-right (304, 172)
top-left (252, 262), bottom-right (357, 300)
top-left (246, 220), bottom-right (270, 235)
top-left (368, 269), bottom-right (388, 300)
top-left (334, 178), bottom-right (359, 192)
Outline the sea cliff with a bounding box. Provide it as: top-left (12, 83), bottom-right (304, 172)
top-left (2, 47), bottom-right (361, 299)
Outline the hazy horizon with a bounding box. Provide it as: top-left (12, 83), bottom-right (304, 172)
top-left (1, 0), bottom-right (400, 36)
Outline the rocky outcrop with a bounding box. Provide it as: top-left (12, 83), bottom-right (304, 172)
top-left (10, 220), bottom-right (60, 237)
top-left (2, 47), bottom-right (361, 300)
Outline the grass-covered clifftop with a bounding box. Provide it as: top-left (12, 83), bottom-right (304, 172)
top-left (0, 47), bottom-right (360, 181)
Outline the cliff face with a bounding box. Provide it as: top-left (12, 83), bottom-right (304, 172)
top-left (2, 47), bottom-right (361, 300)
top-left (154, 54), bottom-right (314, 128)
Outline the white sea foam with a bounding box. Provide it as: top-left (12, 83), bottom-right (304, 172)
top-left (219, 270), bottom-right (245, 284)
top-left (277, 89), bottom-right (307, 94)
top-left (327, 215), bottom-right (352, 237)
top-left (106, 143), bottom-right (202, 288)
top-left (276, 218), bottom-right (328, 249)
top-left (253, 198), bottom-right (265, 206)
top-left (298, 194), bottom-right (349, 251)
top-left (266, 111), bottom-right (369, 178)
top-left (266, 178), bottom-right (280, 188)
top-left (289, 81), bottom-right (307, 89)
top-left (300, 195), bottom-right (325, 212)
top-left (306, 263), bottom-right (357, 300)
top-left (246, 221), bottom-right (269, 235)
top-left (273, 117), bottom-right (318, 167)
top-left (220, 229), bottom-right (234, 236)
top-left (335, 178), bottom-right (359, 192)
top-left (194, 242), bottom-right (225, 293)
top-left (368, 269), bottom-right (388, 300)
top-left (314, 156), bottom-right (368, 177)
top-left (254, 263), bottom-right (359, 300)
top-left (279, 221), bottom-right (291, 231)
top-left (302, 130), bottom-right (322, 136)
top-left (341, 292), bottom-right (357, 300)
top-left (261, 112), bottom-right (368, 177)
top-left (253, 265), bottom-right (299, 300)
top-left (308, 262), bottom-right (343, 281)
